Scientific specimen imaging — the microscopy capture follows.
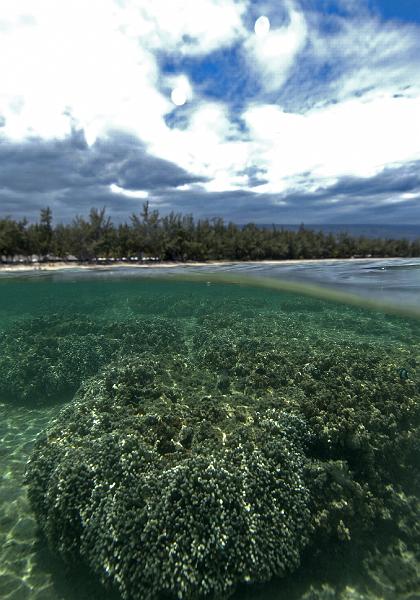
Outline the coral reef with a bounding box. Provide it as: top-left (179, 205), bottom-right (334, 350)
top-left (25, 357), bottom-right (312, 599)
top-left (0, 315), bottom-right (183, 404)
top-left (21, 281), bottom-right (420, 599)
top-left (301, 584), bottom-right (375, 599)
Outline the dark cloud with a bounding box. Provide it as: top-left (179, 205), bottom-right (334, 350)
top-left (267, 162), bottom-right (420, 223)
top-left (0, 128), bottom-right (206, 205)
top-left (319, 162), bottom-right (420, 197)
top-left (1, 131), bottom-right (420, 224)
top-left (238, 166), bottom-right (269, 188)
top-left (146, 161), bottom-right (420, 224)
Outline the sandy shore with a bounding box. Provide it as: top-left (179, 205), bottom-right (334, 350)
top-left (0, 257), bottom-right (399, 273)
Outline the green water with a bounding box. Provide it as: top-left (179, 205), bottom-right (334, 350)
top-left (0, 274), bottom-right (419, 600)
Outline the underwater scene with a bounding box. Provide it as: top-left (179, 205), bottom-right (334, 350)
top-left (0, 272), bottom-right (419, 600)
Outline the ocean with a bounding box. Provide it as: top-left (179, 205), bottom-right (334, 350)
top-left (0, 261), bottom-right (419, 600)
top-left (33, 256), bottom-right (419, 309)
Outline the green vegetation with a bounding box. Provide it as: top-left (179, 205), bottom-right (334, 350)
top-left (1, 203), bottom-right (419, 262)
top-left (20, 280), bottom-right (419, 599)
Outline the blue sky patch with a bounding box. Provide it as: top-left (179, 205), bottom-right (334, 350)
top-left (159, 43), bottom-right (261, 107)
top-left (371, 0), bottom-right (420, 24)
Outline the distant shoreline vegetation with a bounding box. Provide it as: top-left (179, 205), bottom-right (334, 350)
top-left (1, 203), bottom-right (419, 264)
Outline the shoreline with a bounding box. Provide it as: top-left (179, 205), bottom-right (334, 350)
top-left (0, 256), bottom-right (412, 273)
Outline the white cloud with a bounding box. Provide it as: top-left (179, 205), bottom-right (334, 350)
top-left (0, 0), bottom-right (246, 144)
top-left (116, 0), bottom-right (247, 55)
top-left (110, 184), bottom-right (149, 199)
top-left (0, 0), bottom-right (171, 144)
top-left (146, 101), bottom-right (251, 191)
top-left (238, 3), bottom-right (420, 194)
top-left (243, 94), bottom-right (420, 192)
top-left (307, 11), bottom-right (420, 103)
top-left (245, 2), bottom-right (307, 92)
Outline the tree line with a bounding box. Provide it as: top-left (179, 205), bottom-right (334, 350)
top-left (0, 203), bottom-right (419, 263)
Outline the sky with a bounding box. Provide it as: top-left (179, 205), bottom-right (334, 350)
top-left (0, 0), bottom-right (420, 224)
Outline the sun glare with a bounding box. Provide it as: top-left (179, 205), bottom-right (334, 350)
top-left (171, 87), bottom-right (187, 106)
top-left (254, 15), bottom-right (270, 36)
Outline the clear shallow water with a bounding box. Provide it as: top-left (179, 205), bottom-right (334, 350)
top-left (0, 273), bottom-right (419, 600)
top-left (234, 258), bottom-right (420, 308)
top-left (171, 257), bottom-right (420, 309)
top-left (6, 257), bottom-right (419, 309)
